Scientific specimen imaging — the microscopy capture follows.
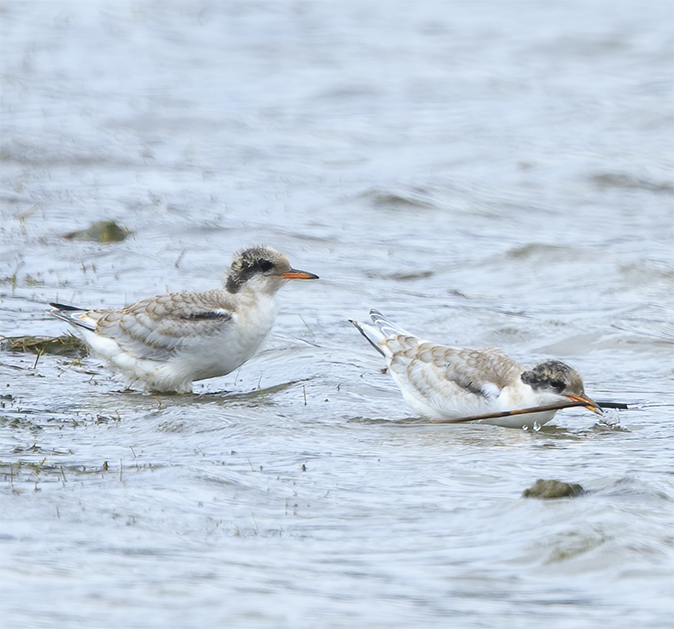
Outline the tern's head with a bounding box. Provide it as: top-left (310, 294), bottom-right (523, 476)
top-left (521, 360), bottom-right (600, 413)
top-left (225, 246), bottom-right (318, 295)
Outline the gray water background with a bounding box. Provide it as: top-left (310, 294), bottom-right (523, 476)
top-left (1, 1), bottom-right (673, 627)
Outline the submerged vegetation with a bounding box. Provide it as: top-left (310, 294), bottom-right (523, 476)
top-left (0, 333), bottom-right (88, 357)
top-left (63, 220), bottom-right (129, 243)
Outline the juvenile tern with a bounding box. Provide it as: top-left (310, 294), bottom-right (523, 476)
top-left (350, 309), bottom-right (600, 428)
top-left (49, 246), bottom-right (318, 393)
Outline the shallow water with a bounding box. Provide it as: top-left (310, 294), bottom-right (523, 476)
top-left (1, 1), bottom-right (673, 628)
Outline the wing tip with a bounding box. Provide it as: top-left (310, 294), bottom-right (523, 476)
top-left (350, 317), bottom-right (386, 356)
top-left (48, 302), bottom-right (95, 331)
top-left (49, 302), bottom-right (84, 312)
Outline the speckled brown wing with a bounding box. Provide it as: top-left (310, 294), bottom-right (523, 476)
top-left (383, 334), bottom-right (524, 404)
top-left (85, 290), bottom-right (234, 360)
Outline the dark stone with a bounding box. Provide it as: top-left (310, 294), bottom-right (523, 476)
top-left (522, 479), bottom-right (584, 499)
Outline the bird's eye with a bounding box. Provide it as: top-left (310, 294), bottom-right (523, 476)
top-left (258, 260), bottom-right (274, 273)
top-left (549, 379), bottom-right (565, 393)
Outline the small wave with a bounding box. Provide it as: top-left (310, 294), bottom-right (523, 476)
top-left (591, 173), bottom-right (674, 195)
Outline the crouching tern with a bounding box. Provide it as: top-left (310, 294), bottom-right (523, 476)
top-left (350, 309), bottom-right (600, 428)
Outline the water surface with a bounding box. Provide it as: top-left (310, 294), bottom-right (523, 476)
top-left (1, 2), bottom-right (673, 628)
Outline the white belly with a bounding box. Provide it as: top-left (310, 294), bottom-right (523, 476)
top-left (82, 295), bottom-right (277, 393)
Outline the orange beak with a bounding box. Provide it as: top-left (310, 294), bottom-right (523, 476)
top-left (279, 268), bottom-right (319, 280)
top-left (567, 394), bottom-right (603, 415)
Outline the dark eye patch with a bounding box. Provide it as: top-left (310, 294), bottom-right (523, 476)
top-left (549, 379), bottom-right (566, 393)
top-left (226, 252), bottom-right (278, 293)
